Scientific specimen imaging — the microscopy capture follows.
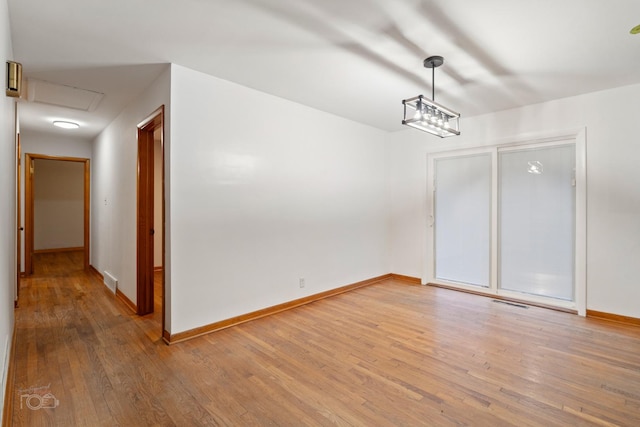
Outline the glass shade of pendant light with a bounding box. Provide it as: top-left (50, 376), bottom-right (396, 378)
top-left (402, 56), bottom-right (460, 138)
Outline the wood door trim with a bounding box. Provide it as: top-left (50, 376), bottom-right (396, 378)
top-left (24, 154), bottom-right (90, 275)
top-left (24, 154), bottom-right (33, 275)
top-left (83, 159), bottom-right (90, 270)
top-left (136, 105), bottom-right (165, 334)
top-left (137, 105), bottom-right (164, 129)
top-left (15, 132), bottom-right (20, 307)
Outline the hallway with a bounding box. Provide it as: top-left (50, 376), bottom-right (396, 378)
top-left (11, 252), bottom-right (174, 425)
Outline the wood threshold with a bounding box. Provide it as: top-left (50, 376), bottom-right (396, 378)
top-left (116, 289), bottom-right (137, 314)
top-left (153, 266), bottom-right (163, 272)
top-left (587, 309), bottom-right (640, 327)
top-left (2, 327), bottom-right (17, 427)
top-left (390, 273), bottom-right (421, 285)
top-left (167, 274), bottom-right (393, 344)
top-left (427, 282), bottom-right (578, 315)
top-left (34, 246), bottom-right (84, 254)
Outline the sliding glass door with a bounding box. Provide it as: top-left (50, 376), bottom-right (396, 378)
top-left (428, 138), bottom-right (583, 310)
top-left (434, 154), bottom-right (491, 287)
top-left (498, 145), bottom-right (575, 300)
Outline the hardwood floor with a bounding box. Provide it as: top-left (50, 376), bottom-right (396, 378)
top-left (9, 252), bottom-right (640, 426)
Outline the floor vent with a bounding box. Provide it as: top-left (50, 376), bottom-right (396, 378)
top-left (103, 271), bottom-right (118, 293)
top-left (492, 299), bottom-right (529, 309)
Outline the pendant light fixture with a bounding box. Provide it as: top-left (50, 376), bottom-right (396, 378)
top-left (402, 56), bottom-right (460, 137)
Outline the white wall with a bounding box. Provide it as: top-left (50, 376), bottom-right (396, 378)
top-left (0, 0), bottom-right (16, 420)
top-left (169, 64), bottom-right (389, 334)
top-left (91, 67), bottom-right (171, 308)
top-left (33, 159), bottom-right (84, 250)
top-left (21, 129), bottom-right (92, 158)
top-left (19, 130), bottom-right (92, 271)
top-left (388, 83), bottom-right (640, 318)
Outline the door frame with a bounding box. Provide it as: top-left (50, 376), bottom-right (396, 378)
top-left (24, 154), bottom-right (90, 275)
top-left (425, 129), bottom-right (586, 315)
top-left (136, 106), bottom-right (165, 333)
top-left (16, 132), bottom-right (21, 306)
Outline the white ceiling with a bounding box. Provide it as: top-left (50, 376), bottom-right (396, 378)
top-left (7, 0), bottom-right (640, 139)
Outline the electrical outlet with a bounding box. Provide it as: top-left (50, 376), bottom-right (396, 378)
top-left (299, 278), bottom-right (305, 288)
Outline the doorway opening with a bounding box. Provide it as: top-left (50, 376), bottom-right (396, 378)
top-left (136, 106), bottom-right (165, 339)
top-left (24, 154), bottom-right (90, 276)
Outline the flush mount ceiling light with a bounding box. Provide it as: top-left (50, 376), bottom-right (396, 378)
top-left (53, 120), bottom-right (80, 129)
top-left (402, 56), bottom-right (460, 138)
top-left (631, 24), bottom-right (640, 34)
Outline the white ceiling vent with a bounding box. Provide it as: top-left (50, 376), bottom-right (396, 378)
top-left (27, 79), bottom-right (104, 112)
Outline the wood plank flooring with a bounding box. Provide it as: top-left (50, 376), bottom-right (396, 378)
top-left (9, 252), bottom-right (640, 426)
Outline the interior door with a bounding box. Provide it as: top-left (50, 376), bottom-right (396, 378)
top-left (136, 119), bottom-right (155, 315)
